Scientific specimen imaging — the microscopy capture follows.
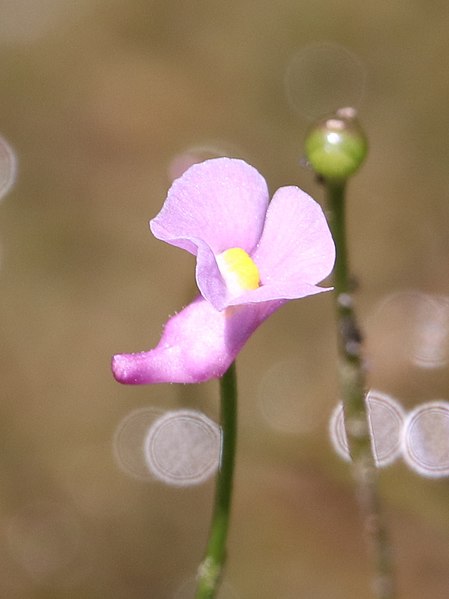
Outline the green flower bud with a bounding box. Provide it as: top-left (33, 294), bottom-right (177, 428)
top-left (304, 107), bottom-right (368, 182)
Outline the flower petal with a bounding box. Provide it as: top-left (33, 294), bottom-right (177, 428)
top-left (150, 158), bottom-right (269, 255)
top-left (194, 243), bottom-right (230, 310)
top-left (222, 280), bottom-right (332, 307)
top-left (111, 296), bottom-right (284, 384)
top-left (202, 186), bottom-right (335, 307)
top-left (251, 185), bottom-right (335, 295)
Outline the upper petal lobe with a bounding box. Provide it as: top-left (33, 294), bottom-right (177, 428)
top-left (150, 158), bottom-right (269, 256)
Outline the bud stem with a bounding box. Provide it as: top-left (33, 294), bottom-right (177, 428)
top-left (325, 179), bottom-right (396, 599)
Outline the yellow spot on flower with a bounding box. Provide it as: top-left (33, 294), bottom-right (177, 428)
top-left (217, 247), bottom-right (260, 295)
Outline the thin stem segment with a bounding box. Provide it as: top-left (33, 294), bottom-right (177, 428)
top-left (195, 362), bottom-right (238, 599)
top-left (326, 181), bottom-right (396, 599)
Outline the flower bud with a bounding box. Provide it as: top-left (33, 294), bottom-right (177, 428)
top-left (304, 107), bottom-right (367, 182)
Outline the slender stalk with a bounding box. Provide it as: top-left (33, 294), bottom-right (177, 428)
top-left (195, 362), bottom-right (238, 599)
top-left (326, 181), bottom-right (396, 599)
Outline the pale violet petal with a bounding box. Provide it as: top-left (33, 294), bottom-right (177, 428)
top-left (252, 186), bottom-right (335, 292)
top-left (150, 158), bottom-right (269, 255)
top-left (210, 186), bottom-right (335, 307)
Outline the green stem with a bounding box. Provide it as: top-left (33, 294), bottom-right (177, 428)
top-left (195, 362), bottom-right (238, 599)
top-left (326, 181), bottom-right (396, 599)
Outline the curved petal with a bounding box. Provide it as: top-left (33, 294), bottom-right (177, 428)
top-left (194, 243), bottom-right (230, 311)
top-left (111, 296), bottom-right (284, 384)
top-left (190, 183), bottom-right (336, 311)
top-left (222, 280), bottom-right (332, 306)
top-left (251, 186), bottom-right (335, 293)
top-left (150, 158), bottom-right (269, 256)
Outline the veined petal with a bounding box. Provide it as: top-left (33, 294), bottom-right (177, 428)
top-left (190, 185), bottom-right (335, 311)
top-left (202, 186), bottom-right (335, 308)
top-left (252, 186), bottom-right (335, 293)
top-left (111, 296), bottom-right (284, 384)
top-left (150, 158), bottom-right (269, 256)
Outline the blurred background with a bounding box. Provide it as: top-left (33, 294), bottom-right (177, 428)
top-left (1, 1), bottom-right (449, 597)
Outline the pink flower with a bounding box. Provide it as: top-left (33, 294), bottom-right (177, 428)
top-left (112, 158), bottom-right (335, 384)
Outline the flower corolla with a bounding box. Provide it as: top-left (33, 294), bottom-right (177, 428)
top-left (112, 158), bottom-right (335, 384)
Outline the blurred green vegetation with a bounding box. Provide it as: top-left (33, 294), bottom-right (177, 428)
top-left (1, 1), bottom-right (449, 597)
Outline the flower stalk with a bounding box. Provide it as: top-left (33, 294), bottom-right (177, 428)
top-left (195, 362), bottom-right (238, 599)
top-left (306, 108), bottom-right (395, 599)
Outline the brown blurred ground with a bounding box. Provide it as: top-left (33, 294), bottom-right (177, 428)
top-left (1, 1), bottom-right (449, 597)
